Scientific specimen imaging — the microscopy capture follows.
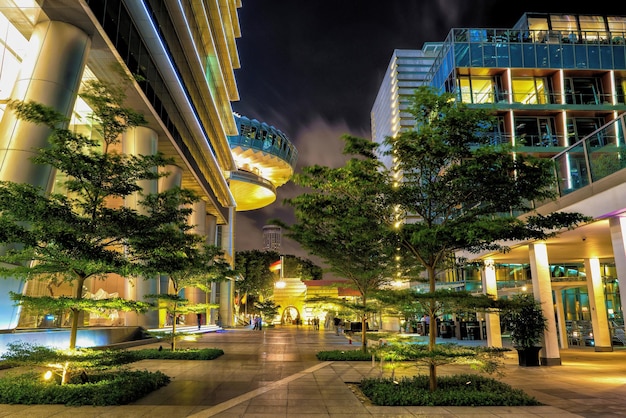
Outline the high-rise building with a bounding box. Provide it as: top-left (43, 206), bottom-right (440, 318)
top-left (0, 1), bottom-right (246, 330)
top-left (371, 47), bottom-right (441, 142)
top-left (372, 12), bottom-right (626, 360)
top-left (263, 225), bottom-right (282, 251)
top-left (371, 46), bottom-right (440, 166)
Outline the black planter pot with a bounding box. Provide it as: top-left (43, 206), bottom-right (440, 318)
top-left (516, 346), bottom-right (541, 367)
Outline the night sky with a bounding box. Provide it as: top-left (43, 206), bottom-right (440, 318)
top-left (231, 1), bottom-right (626, 264)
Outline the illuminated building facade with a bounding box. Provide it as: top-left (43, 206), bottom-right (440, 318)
top-left (371, 46), bottom-right (441, 167)
top-left (0, 1), bottom-right (243, 330)
top-left (373, 12), bottom-right (626, 363)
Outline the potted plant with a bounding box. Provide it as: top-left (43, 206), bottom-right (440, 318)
top-left (502, 293), bottom-right (548, 367)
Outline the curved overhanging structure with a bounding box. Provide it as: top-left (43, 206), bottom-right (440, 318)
top-left (228, 114), bottom-right (298, 211)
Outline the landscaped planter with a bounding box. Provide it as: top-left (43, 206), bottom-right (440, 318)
top-left (516, 346), bottom-right (541, 367)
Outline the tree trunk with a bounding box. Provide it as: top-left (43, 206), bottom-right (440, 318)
top-left (427, 265), bottom-right (438, 392)
top-left (361, 295), bottom-right (368, 352)
top-left (172, 302), bottom-right (178, 351)
top-left (69, 276), bottom-right (86, 350)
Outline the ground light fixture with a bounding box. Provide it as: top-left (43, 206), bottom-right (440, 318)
top-left (43, 361), bottom-right (70, 384)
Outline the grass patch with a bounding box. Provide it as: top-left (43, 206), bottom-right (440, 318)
top-left (359, 374), bottom-right (542, 406)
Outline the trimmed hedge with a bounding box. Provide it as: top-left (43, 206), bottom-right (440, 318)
top-left (316, 349), bottom-right (373, 361)
top-left (359, 374), bottom-right (541, 407)
top-left (0, 343), bottom-right (225, 406)
top-left (0, 369), bottom-right (170, 406)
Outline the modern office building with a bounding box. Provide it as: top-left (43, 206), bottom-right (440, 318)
top-left (0, 1), bottom-right (245, 331)
top-left (371, 46), bottom-right (441, 167)
top-left (372, 12), bottom-right (626, 364)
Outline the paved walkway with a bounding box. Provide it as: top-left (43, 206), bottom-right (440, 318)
top-left (1, 325), bottom-right (625, 417)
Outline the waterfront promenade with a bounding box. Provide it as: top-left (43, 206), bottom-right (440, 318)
top-left (1, 325), bottom-right (625, 417)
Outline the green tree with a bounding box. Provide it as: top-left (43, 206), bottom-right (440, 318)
top-left (129, 188), bottom-right (233, 350)
top-left (234, 250), bottom-right (323, 319)
top-left (275, 135), bottom-right (399, 351)
top-left (293, 257), bottom-right (323, 280)
top-left (0, 81), bottom-right (170, 350)
top-left (386, 86), bottom-right (591, 390)
top-left (235, 250), bottom-right (279, 316)
top-left (254, 299), bottom-right (281, 326)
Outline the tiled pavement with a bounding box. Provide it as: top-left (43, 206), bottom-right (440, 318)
top-left (1, 325), bottom-right (625, 417)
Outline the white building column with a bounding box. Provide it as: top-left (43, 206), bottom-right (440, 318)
top-left (609, 216), bottom-right (626, 334)
top-left (155, 165), bottom-right (183, 326)
top-left (584, 258), bottom-right (612, 351)
top-left (205, 214), bottom-right (220, 325)
top-left (554, 289), bottom-right (569, 349)
top-left (481, 259), bottom-right (502, 347)
top-left (219, 207), bottom-right (236, 328)
top-left (186, 199), bottom-right (207, 327)
top-left (122, 127), bottom-right (159, 328)
top-left (0, 21), bottom-right (90, 330)
top-left (529, 242), bottom-right (561, 366)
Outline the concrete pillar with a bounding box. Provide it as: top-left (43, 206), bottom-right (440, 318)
top-left (0, 21), bottom-right (90, 330)
top-left (122, 127), bottom-right (158, 328)
top-left (584, 258), bottom-right (612, 351)
top-left (206, 214), bottom-right (217, 245)
top-left (554, 289), bottom-right (569, 348)
top-left (186, 199), bottom-right (207, 315)
top-left (158, 164), bottom-right (183, 191)
top-left (529, 242), bottom-right (561, 366)
top-left (219, 207), bottom-right (235, 327)
top-left (154, 164), bottom-right (183, 326)
top-left (481, 259), bottom-right (502, 347)
top-left (609, 216), bottom-right (626, 334)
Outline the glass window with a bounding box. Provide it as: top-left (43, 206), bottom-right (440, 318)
top-left (511, 77), bottom-right (549, 104)
top-left (550, 15), bottom-right (578, 33)
top-left (607, 16), bottom-right (626, 32)
top-left (527, 17), bottom-right (549, 33)
top-left (579, 15), bottom-right (609, 43)
top-left (514, 117), bottom-right (557, 147)
top-left (567, 117), bottom-right (605, 145)
top-left (458, 76), bottom-right (472, 103)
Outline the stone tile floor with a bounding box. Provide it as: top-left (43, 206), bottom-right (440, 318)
top-left (1, 325), bottom-right (625, 417)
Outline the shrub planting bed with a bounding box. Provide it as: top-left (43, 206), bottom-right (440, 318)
top-left (359, 374), bottom-right (541, 407)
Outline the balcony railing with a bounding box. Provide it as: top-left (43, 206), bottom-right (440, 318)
top-left (462, 90), bottom-right (618, 106)
top-left (552, 114), bottom-right (626, 196)
top-left (452, 28), bottom-right (626, 46)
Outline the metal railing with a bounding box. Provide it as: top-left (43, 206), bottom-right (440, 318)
top-left (552, 114), bottom-right (626, 196)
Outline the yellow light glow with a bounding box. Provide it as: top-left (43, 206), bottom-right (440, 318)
top-left (275, 281), bottom-right (286, 288)
top-left (44, 370), bottom-right (52, 380)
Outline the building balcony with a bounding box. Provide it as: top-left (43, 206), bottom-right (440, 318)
top-left (227, 114), bottom-right (298, 211)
